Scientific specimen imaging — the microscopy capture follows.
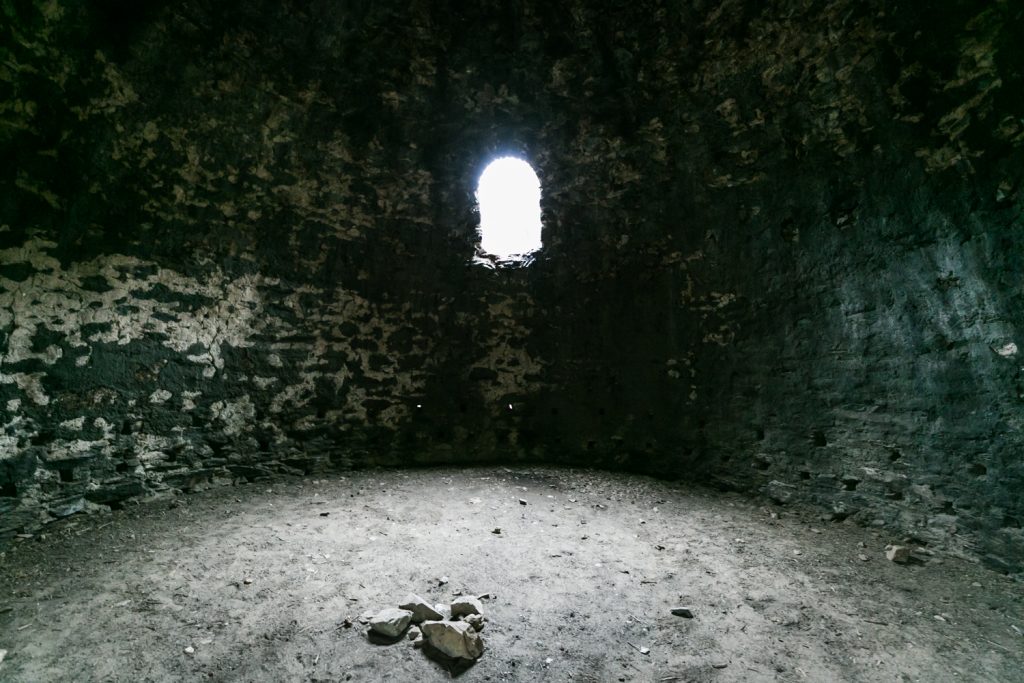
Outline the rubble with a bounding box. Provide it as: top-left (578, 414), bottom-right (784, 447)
top-left (368, 608), bottom-right (413, 638)
top-left (360, 589), bottom-right (489, 666)
top-left (421, 620), bottom-right (485, 660)
top-left (399, 594), bottom-right (444, 623)
top-left (451, 595), bottom-right (483, 618)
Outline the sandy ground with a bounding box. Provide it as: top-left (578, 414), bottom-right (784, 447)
top-left (0, 466), bottom-right (1021, 682)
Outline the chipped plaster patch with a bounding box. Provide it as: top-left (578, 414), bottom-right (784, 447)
top-left (211, 396), bottom-right (256, 436)
top-left (995, 342), bottom-right (1018, 357)
top-left (149, 389), bottom-right (173, 404)
top-left (60, 416), bottom-right (86, 430)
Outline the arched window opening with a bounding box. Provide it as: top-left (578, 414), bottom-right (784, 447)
top-left (476, 156), bottom-right (542, 263)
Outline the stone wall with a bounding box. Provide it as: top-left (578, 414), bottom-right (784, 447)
top-left (1, 0), bottom-right (1021, 572)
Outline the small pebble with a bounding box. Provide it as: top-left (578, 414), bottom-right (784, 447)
top-left (184, 646), bottom-right (195, 655)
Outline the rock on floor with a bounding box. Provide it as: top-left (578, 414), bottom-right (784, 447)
top-left (421, 620), bottom-right (485, 660)
top-left (399, 594), bottom-right (444, 623)
top-left (369, 608), bottom-right (413, 638)
top-left (886, 545), bottom-right (912, 563)
top-left (451, 595), bottom-right (483, 618)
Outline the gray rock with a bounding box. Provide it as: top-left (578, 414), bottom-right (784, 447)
top-left (465, 613), bottom-right (486, 631)
top-left (421, 620), bottom-right (485, 660)
top-left (451, 595), bottom-right (483, 618)
top-left (671, 607), bottom-right (695, 618)
top-left (399, 594), bottom-right (444, 623)
top-left (369, 608), bottom-right (413, 638)
top-left (50, 497), bottom-right (86, 518)
top-left (765, 480), bottom-right (796, 505)
top-left (886, 545), bottom-right (911, 563)
top-left (407, 626), bottom-right (421, 641)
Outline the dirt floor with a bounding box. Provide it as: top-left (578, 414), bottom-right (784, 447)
top-left (0, 466), bottom-right (1021, 682)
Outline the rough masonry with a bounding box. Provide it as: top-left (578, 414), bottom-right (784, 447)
top-left (1, 0), bottom-right (1021, 572)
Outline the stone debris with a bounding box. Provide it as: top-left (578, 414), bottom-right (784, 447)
top-left (885, 545), bottom-right (912, 563)
top-left (519, 498), bottom-right (528, 505)
top-left (369, 608), bottom-right (413, 638)
top-left (399, 594), bottom-right (444, 623)
top-left (766, 480), bottom-right (796, 504)
top-left (465, 613), bottom-right (486, 631)
top-left (0, 649), bottom-right (7, 665)
top-left (671, 607), bottom-right (695, 618)
top-left (359, 589), bottom-right (488, 666)
top-left (421, 620), bottom-right (485, 660)
top-left (183, 646), bottom-right (195, 655)
top-left (451, 595), bottom-right (483, 618)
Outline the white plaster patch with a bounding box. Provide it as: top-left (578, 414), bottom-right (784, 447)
top-left (149, 389), bottom-right (173, 404)
top-left (182, 391), bottom-right (202, 411)
top-left (995, 342), bottom-right (1018, 357)
top-left (0, 372), bottom-right (50, 405)
top-left (0, 434), bottom-right (19, 458)
top-left (211, 396), bottom-right (255, 436)
top-left (60, 416), bottom-right (86, 430)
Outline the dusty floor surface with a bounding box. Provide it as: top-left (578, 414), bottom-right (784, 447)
top-left (0, 466), bottom-right (1021, 682)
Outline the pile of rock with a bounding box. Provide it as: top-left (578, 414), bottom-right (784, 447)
top-left (366, 593), bottom-right (487, 664)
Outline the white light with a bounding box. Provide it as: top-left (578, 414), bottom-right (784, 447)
top-left (477, 157), bottom-right (542, 260)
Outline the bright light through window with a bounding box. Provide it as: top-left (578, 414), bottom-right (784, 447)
top-left (476, 157), bottom-right (542, 261)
